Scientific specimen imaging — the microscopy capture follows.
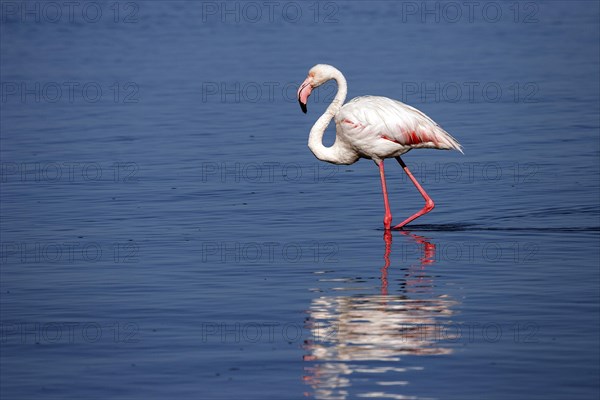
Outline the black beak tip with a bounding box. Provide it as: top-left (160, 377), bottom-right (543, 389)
top-left (299, 100), bottom-right (307, 114)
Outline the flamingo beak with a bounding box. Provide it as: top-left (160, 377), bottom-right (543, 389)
top-left (297, 77), bottom-right (313, 114)
top-left (299, 99), bottom-right (308, 114)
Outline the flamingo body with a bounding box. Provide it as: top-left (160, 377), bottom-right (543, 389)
top-left (335, 95), bottom-right (462, 163)
top-left (297, 64), bottom-right (462, 229)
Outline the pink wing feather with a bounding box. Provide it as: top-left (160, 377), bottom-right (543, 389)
top-left (336, 96), bottom-right (463, 152)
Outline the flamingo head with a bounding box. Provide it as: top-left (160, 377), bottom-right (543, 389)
top-left (297, 64), bottom-right (336, 114)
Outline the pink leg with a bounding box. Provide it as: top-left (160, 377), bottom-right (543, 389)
top-left (393, 157), bottom-right (435, 229)
top-left (378, 161), bottom-right (393, 230)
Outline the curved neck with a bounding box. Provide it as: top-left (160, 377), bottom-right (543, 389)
top-left (308, 69), bottom-right (354, 164)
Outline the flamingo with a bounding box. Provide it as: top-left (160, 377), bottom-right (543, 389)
top-left (297, 64), bottom-right (463, 230)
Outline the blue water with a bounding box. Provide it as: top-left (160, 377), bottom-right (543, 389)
top-left (1, 1), bottom-right (599, 399)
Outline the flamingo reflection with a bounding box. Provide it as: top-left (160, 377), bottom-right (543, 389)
top-left (303, 232), bottom-right (457, 400)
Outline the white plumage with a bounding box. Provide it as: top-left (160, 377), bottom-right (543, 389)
top-left (335, 95), bottom-right (463, 162)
